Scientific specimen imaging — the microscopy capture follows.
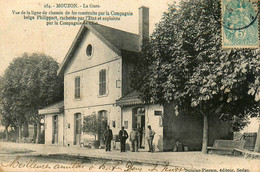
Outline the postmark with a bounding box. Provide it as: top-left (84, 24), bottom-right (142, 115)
top-left (222, 0), bottom-right (259, 48)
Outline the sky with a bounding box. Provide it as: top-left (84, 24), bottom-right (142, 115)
top-left (0, 0), bottom-right (259, 132)
top-left (0, 0), bottom-right (174, 76)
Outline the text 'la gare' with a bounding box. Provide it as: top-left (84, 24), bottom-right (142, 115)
top-left (55, 3), bottom-right (100, 8)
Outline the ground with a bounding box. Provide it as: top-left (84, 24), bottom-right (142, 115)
top-left (0, 142), bottom-right (259, 172)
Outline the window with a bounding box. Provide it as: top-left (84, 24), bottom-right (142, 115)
top-left (86, 44), bottom-right (93, 57)
top-left (75, 113), bottom-right (81, 135)
top-left (75, 77), bottom-right (80, 99)
top-left (112, 121), bottom-right (116, 128)
top-left (154, 110), bottom-right (162, 116)
top-left (99, 69), bottom-right (106, 95)
top-left (124, 121), bottom-right (128, 129)
top-left (53, 115), bottom-right (58, 134)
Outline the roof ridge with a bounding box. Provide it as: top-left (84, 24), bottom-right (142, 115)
top-left (85, 21), bottom-right (139, 36)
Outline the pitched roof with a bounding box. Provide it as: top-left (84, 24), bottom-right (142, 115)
top-left (91, 24), bottom-right (140, 53)
top-left (38, 101), bottom-right (64, 115)
top-left (116, 90), bottom-right (143, 107)
top-left (57, 22), bottom-right (140, 76)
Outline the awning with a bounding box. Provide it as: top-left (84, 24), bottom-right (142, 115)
top-left (38, 101), bottom-right (64, 115)
top-left (116, 90), bottom-right (143, 107)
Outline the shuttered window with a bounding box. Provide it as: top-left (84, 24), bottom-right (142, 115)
top-left (75, 77), bottom-right (80, 99)
top-left (99, 69), bottom-right (106, 95)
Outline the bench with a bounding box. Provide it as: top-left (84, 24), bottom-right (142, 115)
top-left (234, 148), bottom-right (260, 159)
top-left (207, 140), bottom-right (245, 155)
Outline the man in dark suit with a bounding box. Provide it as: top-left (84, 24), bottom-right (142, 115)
top-left (104, 125), bottom-right (113, 151)
top-left (118, 126), bottom-right (128, 152)
top-left (137, 124), bottom-right (143, 148)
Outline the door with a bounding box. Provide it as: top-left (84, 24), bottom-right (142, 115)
top-left (74, 113), bottom-right (82, 145)
top-left (98, 110), bottom-right (108, 145)
top-left (133, 107), bottom-right (145, 148)
top-left (141, 115), bottom-right (145, 148)
top-left (53, 115), bottom-right (58, 144)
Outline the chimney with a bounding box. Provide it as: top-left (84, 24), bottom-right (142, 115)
top-left (139, 6), bottom-right (149, 49)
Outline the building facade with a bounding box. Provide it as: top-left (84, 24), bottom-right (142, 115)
top-left (39, 6), bottom-right (232, 151)
top-left (39, 7), bottom-right (162, 149)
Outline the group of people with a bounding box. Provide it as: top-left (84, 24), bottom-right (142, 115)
top-left (103, 125), bottom-right (155, 152)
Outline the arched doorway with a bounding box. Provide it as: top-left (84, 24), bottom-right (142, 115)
top-left (98, 110), bottom-right (108, 146)
top-left (74, 113), bottom-right (82, 145)
top-left (132, 107), bottom-right (145, 148)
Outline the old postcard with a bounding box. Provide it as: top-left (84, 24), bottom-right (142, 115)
top-left (0, 0), bottom-right (259, 172)
top-left (221, 0), bottom-right (259, 48)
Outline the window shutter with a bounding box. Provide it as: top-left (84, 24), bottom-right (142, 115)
top-left (75, 78), bottom-right (77, 98)
top-left (99, 69), bottom-right (106, 95)
top-left (78, 77), bottom-right (80, 98)
top-left (75, 77), bottom-right (80, 99)
top-left (102, 70), bottom-right (106, 95)
top-left (99, 70), bottom-right (102, 95)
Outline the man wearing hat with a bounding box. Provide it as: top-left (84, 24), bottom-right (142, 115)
top-left (147, 125), bottom-right (155, 152)
top-left (118, 126), bottom-right (128, 152)
top-left (104, 125), bottom-right (113, 151)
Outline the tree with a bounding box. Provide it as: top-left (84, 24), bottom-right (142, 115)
top-left (83, 113), bottom-right (99, 140)
top-left (1, 53), bottom-right (63, 142)
top-left (131, 0), bottom-right (260, 153)
top-left (0, 75), bottom-right (13, 141)
top-left (0, 109), bottom-right (13, 142)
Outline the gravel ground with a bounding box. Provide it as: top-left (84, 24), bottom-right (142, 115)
top-left (0, 142), bottom-right (259, 172)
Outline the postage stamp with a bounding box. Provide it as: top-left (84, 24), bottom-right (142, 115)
top-left (222, 0), bottom-right (259, 48)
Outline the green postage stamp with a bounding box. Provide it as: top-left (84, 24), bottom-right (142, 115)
top-left (222, 0), bottom-right (259, 48)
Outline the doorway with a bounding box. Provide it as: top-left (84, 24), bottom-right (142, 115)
top-left (98, 110), bottom-right (108, 146)
top-left (132, 107), bottom-right (145, 148)
top-left (52, 115), bottom-right (58, 144)
top-left (74, 113), bottom-right (82, 145)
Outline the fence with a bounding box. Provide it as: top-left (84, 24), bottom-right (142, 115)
top-left (242, 132), bottom-right (257, 150)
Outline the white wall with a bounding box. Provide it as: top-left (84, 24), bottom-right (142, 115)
top-left (63, 30), bottom-right (123, 145)
top-left (44, 113), bottom-right (64, 146)
top-left (122, 104), bottom-right (163, 151)
top-left (64, 30), bottom-right (122, 110)
top-left (65, 31), bottom-right (120, 75)
top-left (64, 105), bottom-right (121, 146)
top-left (45, 114), bottom-right (52, 145)
top-left (64, 59), bottom-right (122, 109)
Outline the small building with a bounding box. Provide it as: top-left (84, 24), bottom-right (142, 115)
top-left (39, 101), bottom-right (64, 145)
top-left (116, 90), bottom-right (164, 151)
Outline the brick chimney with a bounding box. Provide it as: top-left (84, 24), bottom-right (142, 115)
top-left (139, 6), bottom-right (149, 49)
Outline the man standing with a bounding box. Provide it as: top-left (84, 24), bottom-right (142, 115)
top-left (104, 125), bottom-right (113, 151)
top-left (130, 128), bottom-right (139, 152)
top-left (118, 126), bottom-right (128, 152)
top-left (137, 124), bottom-right (143, 148)
top-left (147, 125), bottom-right (155, 152)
